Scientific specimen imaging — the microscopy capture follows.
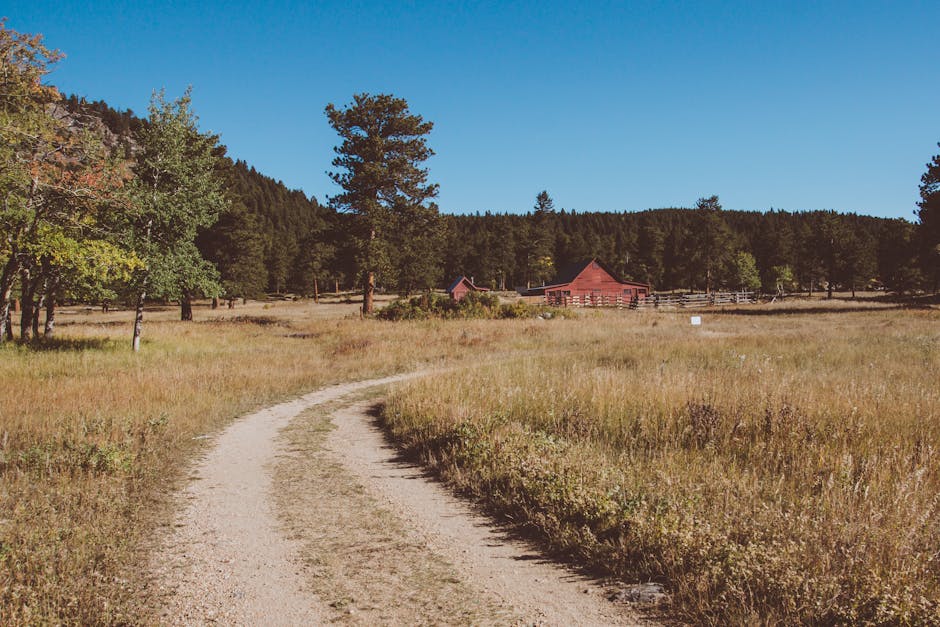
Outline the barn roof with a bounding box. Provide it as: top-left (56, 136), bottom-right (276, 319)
top-left (517, 258), bottom-right (650, 295)
top-left (447, 275), bottom-right (470, 293)
top-left (447, 275), bottom-right (490, 294)
top-left (552, 259), bottom-right (612, 286)
top-left (546, 258), bottom-right (648, 289)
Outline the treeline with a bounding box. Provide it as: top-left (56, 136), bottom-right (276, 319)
top-left (441, 200), bottom-right (926, 295)
top-left (73, 92), bottom-right (937, 303)
top-left (49, 97), bottom-right (940, 303)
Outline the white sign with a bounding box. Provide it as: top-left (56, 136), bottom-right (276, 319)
top-left (690, 316), bottom-right (702, 326)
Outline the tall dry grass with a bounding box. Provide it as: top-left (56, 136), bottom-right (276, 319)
top-left (0, 300), bottom-right (533, 624)
top-left (384, 306), bottom-right (940, 624)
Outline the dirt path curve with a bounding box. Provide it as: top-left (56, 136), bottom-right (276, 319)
top-left (326, 401), bottom-right (647, 626)
top-left (151, 372), bottom-right (650, 625)
top-left (150, 373), bottom-right (427, 625)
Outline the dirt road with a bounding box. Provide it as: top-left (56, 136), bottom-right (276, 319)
top-left (151, 374), bottom-right (649, 625)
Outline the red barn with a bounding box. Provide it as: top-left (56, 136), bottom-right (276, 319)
top-left (447, 276), bottom-right (490, 302)
top-left (520, 259), bottom-right (650, 307)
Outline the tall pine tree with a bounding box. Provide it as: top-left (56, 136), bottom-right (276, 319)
top-left (325, 93), bottom-right (439, 313)
top-left (917, 143), bottom-right (940, 291)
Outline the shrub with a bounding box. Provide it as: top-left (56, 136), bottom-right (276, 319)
top-left (376, 291), bottom-right (556, 321)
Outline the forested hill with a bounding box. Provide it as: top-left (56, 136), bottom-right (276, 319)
top-left (63, 96), bottom-right (924, 297)
top-left (64, 96), bottom-right (337, 297)
top-left (217, 159), bottom-right (334, 296)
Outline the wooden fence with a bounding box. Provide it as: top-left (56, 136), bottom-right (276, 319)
top-left (542, 291), bottom-right (757, 309)
top-left (546, 294), bottom-right (632, 308)
top-left (630, 291), bottom-right (756, 310)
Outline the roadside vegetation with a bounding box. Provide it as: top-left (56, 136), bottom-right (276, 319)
top-left (383, 303), bottom-right (940, 625)
top-left (0, 300), bottom-right (530, 623)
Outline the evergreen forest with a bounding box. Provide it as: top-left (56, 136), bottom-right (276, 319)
top-left (61, 98), bottom-right (938, 298)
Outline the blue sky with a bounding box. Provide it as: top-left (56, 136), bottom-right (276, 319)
top-left (7, 1), bottom-right (939, 220)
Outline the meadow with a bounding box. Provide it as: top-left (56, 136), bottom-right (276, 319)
top-left (383, 301), bottom-right (940, 625)
top-left (0, 297), bottom-right (531, 623)
top-left (2, 296), bottom-right (937, 624)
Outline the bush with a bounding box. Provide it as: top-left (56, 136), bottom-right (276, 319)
top-left (376, 291), bottom-right (558, 321)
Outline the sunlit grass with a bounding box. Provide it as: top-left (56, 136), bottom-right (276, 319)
top-left (4, 298), bottom-right (938, 624)
top-left (0, 299), bottom-right (528, 624)
top-left (384, 305), bottom-right (940, 624)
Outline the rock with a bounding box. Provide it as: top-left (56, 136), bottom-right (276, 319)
top-left (608, 583), bottom-right (668, 605)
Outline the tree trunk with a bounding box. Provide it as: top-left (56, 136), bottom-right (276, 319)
top-left (44, 292), bottom-right (56, 338)
top-left (181, 295), bottom-right (193, 321)
top-left (134, 221), bottom-right (153, 352)
top-left (827, 281), bottom-right (833, 299)
top-left (133, 291), bottom-right (145, 352)
top-left (363, 271), bottom-right (375, 315)
top-left (313, 277), bottom-right (319, 304)
top-left (211, 296), bottom-right (219, 309)
top-left (19, 269), bottom-right (36, 342)
top-left (0, 255), bottom-right (18, 343)
top-left (335, 278), bottom-right (339, 294)
top-left (32, 290), bottom-right (42, 338)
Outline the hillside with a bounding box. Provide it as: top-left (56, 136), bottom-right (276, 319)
top-left (60, 96), bottom-right (925, 297)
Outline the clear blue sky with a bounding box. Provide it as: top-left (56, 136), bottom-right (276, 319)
top-left (7, 1), bottom-right (939, 220)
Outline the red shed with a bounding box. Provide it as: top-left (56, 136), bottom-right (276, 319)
top-left (519, 259), bottom-right (650, 307)
top-left (447, 276), bottom-right (490, 302)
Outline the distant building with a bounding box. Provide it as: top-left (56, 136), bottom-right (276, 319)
top-left (447, 276), bottom-right (490, 302)
top-left (518, 259), bottom-right (650, 307)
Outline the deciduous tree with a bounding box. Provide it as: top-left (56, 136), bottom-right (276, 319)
top-left (0, 21), bottom-right (124, 341)
top-left (126, 89), bottom-right (227, 349)
top-left (731, 251), bottom-right (761, 291)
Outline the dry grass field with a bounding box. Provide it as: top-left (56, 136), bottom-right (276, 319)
top-left (2, 295), bottom-right (938, 624)
top-left (0, 297), bottom-right (529, 624)
top-left (384, 301), bottom-right (940, 625)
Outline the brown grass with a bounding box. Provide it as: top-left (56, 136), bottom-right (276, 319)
top-left (0, 299), bottom-right (530, 624)
top-left (5, 297), bottom-right (939, 624)
top-left (383, 304), bottom-right (940, 624)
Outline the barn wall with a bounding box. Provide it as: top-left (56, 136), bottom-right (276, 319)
top-left (542, 262), bottom-right (650, 306)
top-left (450, 283), bottom-right (470, 301)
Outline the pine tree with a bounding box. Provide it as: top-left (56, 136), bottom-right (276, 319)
top-left (690, 196), bottom-right (733, 292)
top-left (917, 143), bottom-right (940, 291)
top-left (196, 201), bottom-right (266, 301)
top-left (524, 191), bottom-right (555, 286)
top-left (325, 93), bottom-right (439, 313)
